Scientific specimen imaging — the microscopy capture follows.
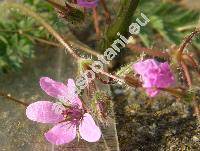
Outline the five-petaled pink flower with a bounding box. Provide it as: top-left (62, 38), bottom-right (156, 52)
top-left (133, 59), bottom-right (175, 97)
top-left (77, 0), bottom-right (99, 8)
top-left (26, 77), bottom-right (101, 145)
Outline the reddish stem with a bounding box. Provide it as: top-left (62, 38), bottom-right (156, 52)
top-left (159, 87), bottom-right (185, 97)
top-left (97, 70), bottom-right (125, 83)
top-left (0, 91), bottom-right (29, 107)
top-left (182, 54), bottom-right (198, 67)
top-left (127, 44), bottom-right (170, 58)
top-left (96, 74), bottom-right (117, 84)
top-left (181, 60), bottom-right (192, 87)
top-left (100, 0), bottom-right (111, 24)
top-left (178, 28), bottom-right (200, 56)
top-left (92, 7), bottom-right (100, 38)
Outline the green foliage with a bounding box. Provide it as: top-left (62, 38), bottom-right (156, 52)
top-left (134, 0), bottom-right (200, 48)
top-left (1, 0), bottom-right (200, 74)
top-left (0, 0), bottom-right (62, 73)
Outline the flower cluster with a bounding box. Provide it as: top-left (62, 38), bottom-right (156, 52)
top-left (26, 77), bottom-right (101, 145)
top-left (133, 59), bottom-right (175, 97)
top-left (26, 59), bottom-right (176, 145)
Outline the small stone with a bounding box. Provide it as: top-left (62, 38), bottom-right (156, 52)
top-left (114, 89), bottom-right (124, 95)
top-left (0, 112), bottom-right (9, 119)
top-left (192, 136), bottom-right (199, 142)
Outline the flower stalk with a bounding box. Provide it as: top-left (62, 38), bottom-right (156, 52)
top-left (127, 44), bottom-right (170, 58)
top-left (177, 28), bottom-right (200, 87)
top-left (100, 0), bottom-right (111, 23)
top-left (0, 91), bottom-right (28, 107)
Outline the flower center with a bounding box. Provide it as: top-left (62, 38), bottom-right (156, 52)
top-left (62, 105), bottom-right (84, 126)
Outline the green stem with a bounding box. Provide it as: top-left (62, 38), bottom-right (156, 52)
top-left (99, 0), bottom-right (140, 51)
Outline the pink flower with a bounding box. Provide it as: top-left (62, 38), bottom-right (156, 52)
top-left (133, 59), bottom-right (175, 97)
top-left (26, 77), bottom-right (101, 145)
top-left (77, 0), bottom-right (99, 8)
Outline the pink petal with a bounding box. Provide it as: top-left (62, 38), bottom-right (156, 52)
top-left (26, 101), bottom-right (64, 123)
top-left (79, 113), bottom-right (101, 142)
top-left (133, 59), bottom-right (158, 76)
top-left (40, 77), bottom-right (68, 99)
top-left (45, 122), bottom-right (76, 145)
top-left (66, 79), bottom-right (82, 108)
top-left (133, 59), bottom-right (175, 97)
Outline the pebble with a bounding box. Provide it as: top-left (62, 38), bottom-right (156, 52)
top-left (192, 136), bottom-right (199, 142)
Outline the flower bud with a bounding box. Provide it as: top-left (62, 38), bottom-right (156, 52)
top-left (91, 91), bottom-right (112, 122)
top-left (47, 0), bottom-right (85, 24)
top-left (124, 74), bottom-right (142, 88)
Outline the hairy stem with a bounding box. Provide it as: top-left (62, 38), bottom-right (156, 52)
top-left (0, 92), bottom-right (28, 107)
top-left (178, 28), bottom-right (200, 57)
top-left (92, 7), bottom-right (100, 38)
top-left (23, 33), bottom-right (101, 57)
top-left (181, 60), bottom-right (192, 87)
top-left (98, 70), bottom-right (125, 83)
top-left (99, 0), bottom-right (140, 51)
top-left (100, 0), bottom-right (111, 24)
top-left (127, 44), bottom-right (170, 58)
top-left (159, 87), bottom-right (185, 97)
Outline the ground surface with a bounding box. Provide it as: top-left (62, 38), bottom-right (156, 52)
top-left (1, 0), bottom-right (200, 151)
top-left (113, 86), bottom-right (200, 151)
